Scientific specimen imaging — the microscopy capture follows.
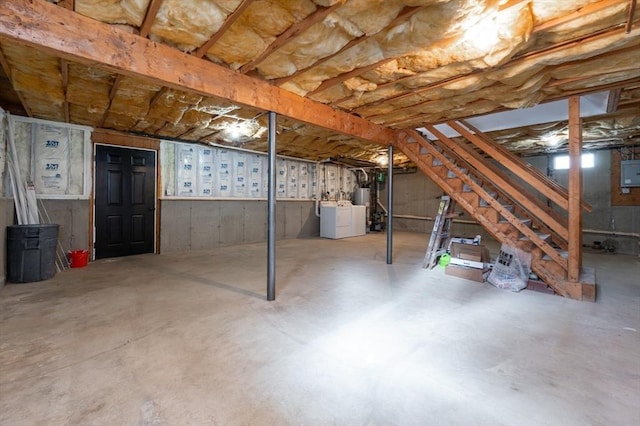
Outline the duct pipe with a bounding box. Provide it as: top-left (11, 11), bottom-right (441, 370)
top-left (387, 145), bottom-right (393, 265)
top-left (267, 112), bottom-right (276, 301)
top-left (347, 167), bottom-right (369, 185)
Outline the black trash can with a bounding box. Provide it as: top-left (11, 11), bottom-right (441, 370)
top-left (7, 224), bottom-right (59, 283)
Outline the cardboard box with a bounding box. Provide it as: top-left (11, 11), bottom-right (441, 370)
top-left (449, 243), bottom-right (490, 269)
top-left (445, 264), bottom-right (490, 283)
top-left (458, 248), bottom-right (482, 262)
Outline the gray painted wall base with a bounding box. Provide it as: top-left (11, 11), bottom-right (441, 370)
top-left (160, 200), bottom-right (319, 253)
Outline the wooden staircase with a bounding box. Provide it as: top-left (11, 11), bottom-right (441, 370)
top-left (395, 121), bottom-right (596, 301)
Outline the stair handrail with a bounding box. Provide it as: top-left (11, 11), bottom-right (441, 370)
top-left (451, 120), bottom-right (592, 213)
top-left (424, 125), bottom-right (569, 242)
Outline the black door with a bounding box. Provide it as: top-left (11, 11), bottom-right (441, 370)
top-left (95, 145), bottom-right (156, 259)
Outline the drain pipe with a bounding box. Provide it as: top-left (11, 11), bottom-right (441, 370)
top-left (583, 229), bottom-right (640, 239)
top-left (267, 111), bottom-right (276, 301)
top-left (386, 145), bottom-right (393, 265)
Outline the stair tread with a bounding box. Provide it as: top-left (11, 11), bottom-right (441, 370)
top-left (542, 250), bottom-right (568, 260)
top-left (520, 233), bottom-right (551, 242)
top-left (499, 218), bottom-right (532, 225)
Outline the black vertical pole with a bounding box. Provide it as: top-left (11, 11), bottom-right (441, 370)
top-left (386, 145), bottom-right (393, 264)
top-left (267, 111), bottom-right (276, 301)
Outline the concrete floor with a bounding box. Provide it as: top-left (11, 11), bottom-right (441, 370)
top-left (0, 232), bottom-right (638, 426)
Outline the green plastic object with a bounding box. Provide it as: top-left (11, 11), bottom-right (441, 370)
top-left (439, 253), bottom-right (451, 268)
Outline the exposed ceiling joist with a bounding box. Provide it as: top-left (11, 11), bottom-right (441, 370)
top-left (627, 0), bottom-right (638, 33)
top-left (195, 0), bottom-right (255, 58)
top-left (238, 2), bottom-right (343, 74)
top-left (139, 0), bottom-right (164, 38)
top-left (535, 0), bottom-right (628, 32)
top-left (354, 23), bottom-right (639, 118)
top-left (274, 5), bottom-right (422, 86)
top-left (322, 0), bottom-right (632, 103)
top-left (0, 0), bottom-right (396, 146)
top-left (0, 45), bottom-right (31, 116)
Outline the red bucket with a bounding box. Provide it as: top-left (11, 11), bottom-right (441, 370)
top-left (68, 250), bottom-right (89, 268)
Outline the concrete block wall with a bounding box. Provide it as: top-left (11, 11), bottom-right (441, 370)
top-left (541, 151), bottom-right (639, 255)
top-left (391, 150), bottom-right (639, 256)
top-left (0, 199), bottom-right (89, 286)
top-left (380, 171), bottom-right (495, 243)
top-left (0, 198), bottom-right (15, 287)
top-left (38, 200), bottom-right (91, 254)
top-left (160, 200), bottom-right (319, 253)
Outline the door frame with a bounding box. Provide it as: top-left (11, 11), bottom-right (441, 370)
top-left (91, 137), bottom-right (160, 260)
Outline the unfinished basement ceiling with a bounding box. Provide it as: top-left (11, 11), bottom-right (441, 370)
top-left (0, 0), bottom-right (639, 165)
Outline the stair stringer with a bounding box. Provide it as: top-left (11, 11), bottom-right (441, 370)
top-left (396, 130), bottom-right (589, 300)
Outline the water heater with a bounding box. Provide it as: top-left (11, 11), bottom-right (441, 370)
top-left (353, 187), bottom-right (370, 206)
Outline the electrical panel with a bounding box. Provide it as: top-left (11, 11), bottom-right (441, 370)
top-left (621, 160), bottom-right (640, 187)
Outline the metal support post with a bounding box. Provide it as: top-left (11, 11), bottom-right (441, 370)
top-left (267, 111), bottom-right (276, 301)
top-left (386, 145), bottom-right (393, 264)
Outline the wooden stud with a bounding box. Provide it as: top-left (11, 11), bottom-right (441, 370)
top-left (0, 0), bottom-right (397, 147)
top-left (567, 96), bottom-right (583, 283)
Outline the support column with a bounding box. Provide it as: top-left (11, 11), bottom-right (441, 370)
top-left (568, 96), bottom-right (582, 283)
top-left (267, 111), bottom-right (276, 301)
top-left (386, 145), bottom-right (393, 265)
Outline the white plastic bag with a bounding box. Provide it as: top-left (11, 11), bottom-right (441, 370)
top-left (488, 243), bottom-right (531, 292)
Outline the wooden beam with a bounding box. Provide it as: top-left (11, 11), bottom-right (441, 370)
top-left (567, 96), bottom-right (583, 283)
top-left (274, 6), bottom-right (422, 86)
top-left (238, 2), bottom-right (343, 74)
top-left (0, 0), bottom-right (396, 146)
top-left (0, 44), bottom-right (32, 116)
top-left (195, 0), bottom-right (255, 58)
top-left (139, 0), bottom-right (164, 38)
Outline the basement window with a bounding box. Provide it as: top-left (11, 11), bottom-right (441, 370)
top-left (553, 153), bottom-right (594, 170)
